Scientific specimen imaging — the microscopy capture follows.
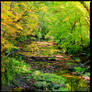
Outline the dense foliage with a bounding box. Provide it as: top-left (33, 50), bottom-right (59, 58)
top-left (1, 1), bottom-right (47, 54)
top-left (43, 1), bottom-right (90, 54)
top-left (1, 1), bottom-right (90, 55)
top-left (1, 1), bottom-right (90, 91)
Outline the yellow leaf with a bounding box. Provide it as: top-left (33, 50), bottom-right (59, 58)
top-left (16, 24), bottom-right (23, 30)
top-left (1, 67), bottom-right (5, 72)
top-left (63, 16), bottom-right (68, 22)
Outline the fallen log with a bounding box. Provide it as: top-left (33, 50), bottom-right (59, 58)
top-left (6, 49), bottom-right (32, 56)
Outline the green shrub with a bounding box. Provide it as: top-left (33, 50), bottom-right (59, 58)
top-left (74, 67), bottom-right (86, 73)
top-left (84, 72), bottom-right (90, 77)
top-left (16, 35), bottom-right (28, 42)
top-left (27, 70), bottom-right (67, 91)
top-left (43, 1), bottom-right (90, 55)
top-left (1, 56), bottom-right (32, 86)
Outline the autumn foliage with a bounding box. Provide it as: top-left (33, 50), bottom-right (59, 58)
top-left (1, 1), bottom-right (47, 54)
top-left (1, 1), bottom-right (90, 54)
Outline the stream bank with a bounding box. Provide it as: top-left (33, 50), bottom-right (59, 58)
top-left (2, 40), bottom-right (90, 92)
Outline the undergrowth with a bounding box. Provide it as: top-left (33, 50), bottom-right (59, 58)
top-left (1, 56), bottom-right (32, 86)
top-left (26, 70), bottom-right (68, 91)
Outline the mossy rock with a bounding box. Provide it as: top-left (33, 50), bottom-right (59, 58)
top-left (55, 69), bottom-right (69, 75)
top-left (48, 57), bottom-right (56, 61)
top-left (10, 88), bottom-right (23, 92)
top-left (73, 57), bottom-right (81, 62)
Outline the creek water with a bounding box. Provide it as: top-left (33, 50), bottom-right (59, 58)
top-left (9, 41), bottom-right (90, 91)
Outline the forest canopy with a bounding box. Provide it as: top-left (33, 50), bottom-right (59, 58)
top-left (1, 1), bottom-right (90, 55)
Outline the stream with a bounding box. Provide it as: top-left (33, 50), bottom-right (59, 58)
top-left (3, 40), bottom-right (90, 91)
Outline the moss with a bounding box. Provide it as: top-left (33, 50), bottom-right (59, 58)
top-left (55, 69), bottom-right (69, 75)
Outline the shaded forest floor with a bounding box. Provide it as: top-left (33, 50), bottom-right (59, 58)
top-left (2, 39), bottom-right (90, 91)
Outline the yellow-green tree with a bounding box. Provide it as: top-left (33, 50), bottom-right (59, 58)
top-left (1, 1), bottom-right (47, 54)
